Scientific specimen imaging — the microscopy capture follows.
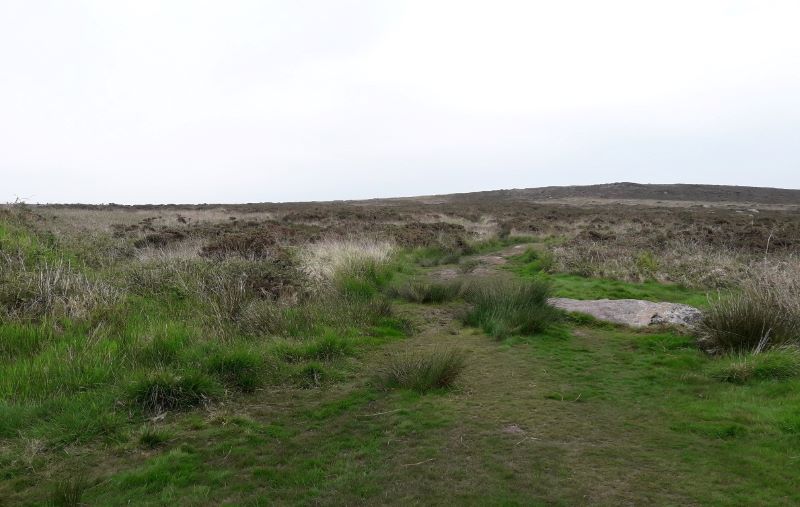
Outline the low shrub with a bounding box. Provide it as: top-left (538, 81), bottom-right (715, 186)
top-left (708, 348), bottom-right (800, 384)
top-left (377, 347), bottom-right (466, 393)
top-left (463, 278), bottom-right (558, 339)
top-left (391, 279), bottom-right (464, 304)
top-left (128, 371), bottom-right (220, 413)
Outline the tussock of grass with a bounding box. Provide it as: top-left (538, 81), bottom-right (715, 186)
top-left (300, 238), bottom-right (395, 285)
top-left (205, 349), bottom-right (264, 392)
top-left (0, 258), bottom-right (121, 322)
top-left (463, 278), bottom-right (558, 339)
top-left (708, 348), bottom-right (800, 384)
top-left (269, 334), bottom-right (356, 363)
top-left (241, 294), bottom-right (392, 337)
top-left (47, 476), bottom-right (86, 507)
top-left (391, 279), bottom-right (464, 304)
top-left (699, 269), bottom-right (800, 353)
top-left (292, 362), bottom-right (330, 388)
top-left (137, 426), bottom-right (171, 448)
top-left (377, 348), bottom-right (466, 393)
top-left (0, 322), bottom-right (53, 360)
top-left (128, 372), bottom-right (220, 413)
top-left (136, 332), bottom-right (188, 367)
top-left (413, 245), bottom-right (465, 267)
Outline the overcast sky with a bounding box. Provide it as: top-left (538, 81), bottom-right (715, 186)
top-left (2, 1), bottom-right (799, 204)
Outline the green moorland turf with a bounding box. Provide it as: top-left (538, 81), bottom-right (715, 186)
top-left (1, 235), bottom-right (798, 505)
top-left (8, 319), bottom-right (799, 505)
top-left (508, 246), bottom-right (709, 307)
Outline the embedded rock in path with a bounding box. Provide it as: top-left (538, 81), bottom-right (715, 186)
top-left (548, 298), bottom-right (702, 328)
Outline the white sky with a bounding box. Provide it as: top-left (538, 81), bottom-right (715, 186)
top-left (1, 0), bottom-right (799, 204)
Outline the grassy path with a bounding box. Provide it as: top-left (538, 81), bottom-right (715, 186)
top-left (5, 244), bottom-right (799, 505)
top-left (51, 303), bottom-right (797, 506)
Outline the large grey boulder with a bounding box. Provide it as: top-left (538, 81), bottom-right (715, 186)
top-left (548, 298), bottom-right (702, 328)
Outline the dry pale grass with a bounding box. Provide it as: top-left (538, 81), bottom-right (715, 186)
top-left (298, 238), bottom-right (395, 284)
top-left (0, 257), bottom-right (122, 321)
top-left (552, 238), bottom-right (765, 288)
top-left (34, 207), bottom-right (280, 234)
top-left (133, 238), bottom-right (206, 262)
top-left (699, 262), bottom-right (800, 352)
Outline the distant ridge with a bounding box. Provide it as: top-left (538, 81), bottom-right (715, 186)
top-left (406, 183), bottom-right (800, 206)
top-left (20, 183), bottom-right (800, 208)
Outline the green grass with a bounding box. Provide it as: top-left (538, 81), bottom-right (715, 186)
top-left (205, 349), bottom-right (265, 393)
top-left (3, 220), bottom-right (800, 506)
top-left (548, 274), bottom-right (708, 306)
top-left (268, 333), bottom-right (357, 363)
top-left (128, 371), bottom-right (221, 413)
top-left (463, 278), bottom-right (559, 339)
top-left (707, 348), bottom-right (800, 384)
top-left (137, 426), bottom-right (172, 449)
top-left (411, 245), bottom-right (466, 266)
top-left (467, 235), bottom-right (538, 254)
top-left (699, 285), bottom-right (800, 352)
top-left (13, 324), bottom-right (800, 506)
top-left (376, 347), bottom-right (467, 393)
top-left (390, 279), bottom-right (464, 304)
top-left (47, 476), bottom-right (86, 507)
top-left (509, 247), bottom-right (708, 306)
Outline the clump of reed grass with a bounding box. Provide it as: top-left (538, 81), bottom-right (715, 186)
top-left (268, 334), bottom-right (356, 363)
top-left (0, 257), bottom-right (121, 322)
top-left (137, 426), bottom-right (172, 448)
top-left (699, 267), bottom-right (800, 353)
top-left (239, 294), bottom-right (392, 338)
top-left (463, 278), bottom-right (558, 339)
top-left (377, 347), bottom-right (466, 393)
top-left (47, 476), bottom-right (86, 507)
top-left (299, 238), bottom-right (395, 286)
top-left (128, 371), bottom-right (220, 413)
top-left (205, 349), bottom-right (264, 393)
top-left (390, 279), bottom-right (464, 303)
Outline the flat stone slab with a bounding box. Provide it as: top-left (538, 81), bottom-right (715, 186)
top-left (548, 298), bottom-right (702, 328)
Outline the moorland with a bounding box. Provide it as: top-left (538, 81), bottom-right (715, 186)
top-left (1, 182), bottom-right (799, 505)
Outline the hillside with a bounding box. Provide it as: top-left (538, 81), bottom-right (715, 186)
top-left (401, 182), bottom-right (800, 206)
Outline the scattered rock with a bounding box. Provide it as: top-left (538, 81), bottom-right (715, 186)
top-left (502, 424), bottom-right (526, 435)
top-left (430, 267), bottom-right (460, 280)
top-left (548, 298), bottom-right (702, 328)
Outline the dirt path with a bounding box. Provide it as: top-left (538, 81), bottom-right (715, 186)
top-left (430, 243), bottom-right (536, 280)
top-left (372, 303), bottom-right (697, 505)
